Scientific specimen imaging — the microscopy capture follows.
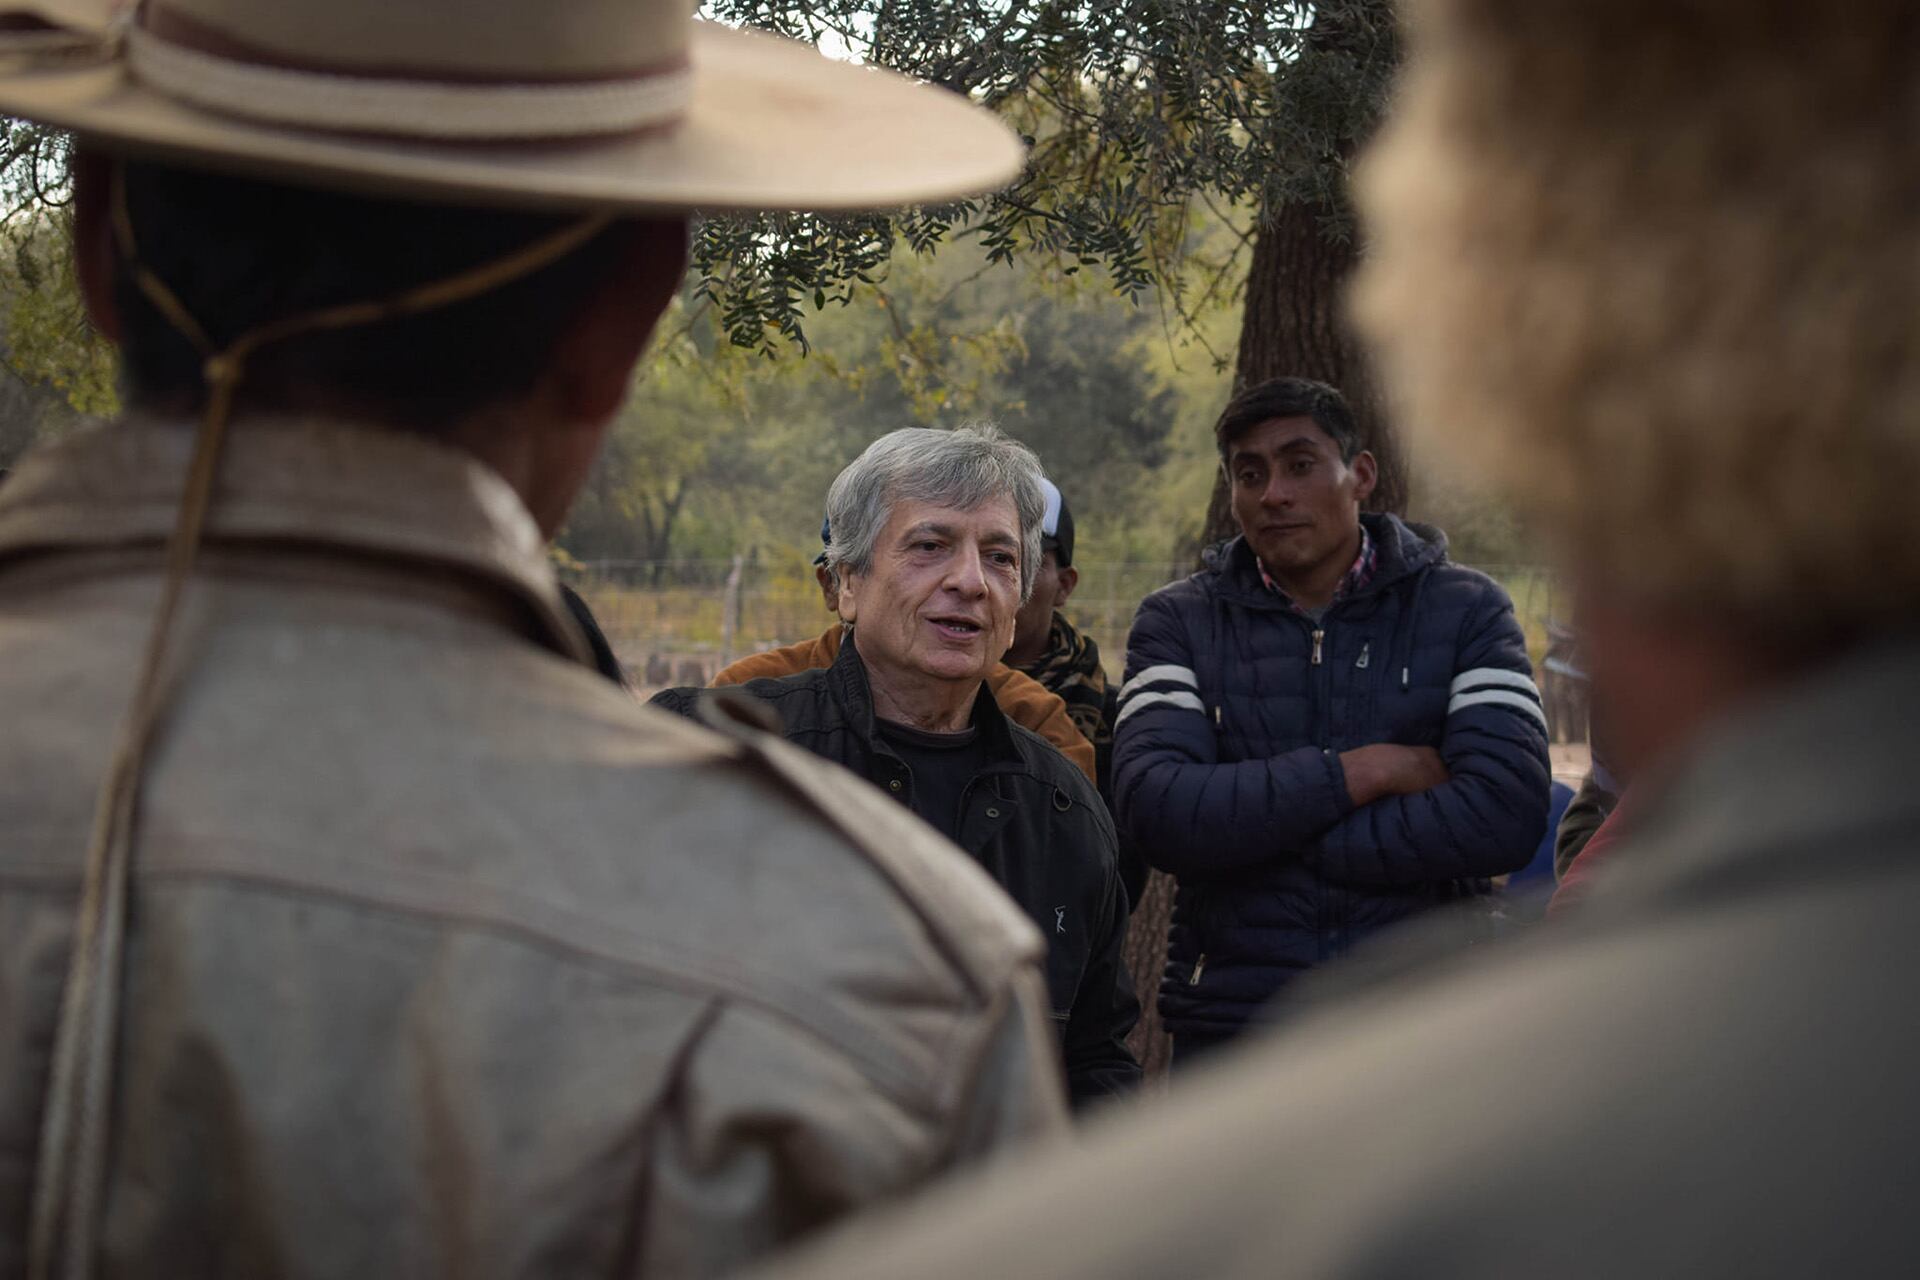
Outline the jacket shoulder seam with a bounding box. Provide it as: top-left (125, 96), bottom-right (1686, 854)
top-left (60, 845), bottom-right (974, 1116)
top-left (688, 725), bottom-right (1044, 992)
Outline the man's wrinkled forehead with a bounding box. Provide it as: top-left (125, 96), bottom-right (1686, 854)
top-left (889, 494), bottom-right (1022, 546)
top-left (896, 514), bottom-right (1021, 547)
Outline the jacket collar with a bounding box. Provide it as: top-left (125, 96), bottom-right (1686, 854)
top-left (829, 629), bottom-right (1028, 768)
top-left (0, 414), bottom-right (590, 664)
top-left (1590, 633), bottom-right (1920, 912)
top-left (1210, 512), bottom-right (1446, 610)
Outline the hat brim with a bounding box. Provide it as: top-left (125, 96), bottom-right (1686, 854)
top-left (0, 22), bottom-right (1025, 213)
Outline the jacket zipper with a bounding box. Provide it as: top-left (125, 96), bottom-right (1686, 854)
top-left (1188, 953), bottom-right (1207, 986)
top-left (1309, 625), bottom-right (1333, 748)
top-left (1311, 625), bottom-right (1333, 948)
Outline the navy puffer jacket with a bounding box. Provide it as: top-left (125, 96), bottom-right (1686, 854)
top-left (1114, 515), bottom-right (1551, 1038)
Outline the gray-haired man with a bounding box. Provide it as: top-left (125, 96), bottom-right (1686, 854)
top-left (655, 426), bottom-right (1142, 1107)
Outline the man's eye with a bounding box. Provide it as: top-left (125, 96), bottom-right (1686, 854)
top-left (1291, 460), bottom-right (1314, 475)
top-left (990, 552), bottom-right (1017, 567)
top-left (1237, 470), bottom-right (1261, 485)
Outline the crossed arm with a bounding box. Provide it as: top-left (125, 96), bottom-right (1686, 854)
top-left (1113, 592), bottom-right (1550, 885)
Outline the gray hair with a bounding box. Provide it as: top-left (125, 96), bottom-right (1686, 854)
top-left (823, 425), bottom-right (1049, 602)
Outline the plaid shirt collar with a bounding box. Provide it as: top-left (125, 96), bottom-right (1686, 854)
top-left (1259, 522), bottom-right (1376, 615)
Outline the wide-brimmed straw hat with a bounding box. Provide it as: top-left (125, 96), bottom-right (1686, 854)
top-left (0, 0), bottom-right (1024, 211)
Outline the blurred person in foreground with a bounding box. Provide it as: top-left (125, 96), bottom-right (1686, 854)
top-left (711, 511), bottom-right (1097, 782)
top-left (1115, 375), bottom-right (1550, 1067)
top-left (655, 428), bottom-right (1142, 1107)
top-left (747, 1), bottom-right (1920, 1275)
top-left (0, 1), bottom-right (1068, 1275)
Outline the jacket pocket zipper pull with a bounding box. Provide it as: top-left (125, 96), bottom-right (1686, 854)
top-left (1356, 642), bottom-right (1370, 670)
top-left (1311, 629), bottom-right (1325, 666)
top-left (1188, 954), bottom-right (1208, 986)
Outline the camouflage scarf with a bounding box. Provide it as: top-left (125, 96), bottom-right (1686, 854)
top-left (1021, 611), bottom-right (1114, 757)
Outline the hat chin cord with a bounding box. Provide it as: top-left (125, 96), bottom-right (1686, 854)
top-left (26, 162), bottom-right (615, 1280)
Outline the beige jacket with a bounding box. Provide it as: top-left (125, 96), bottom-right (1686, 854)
top-left (0, 417), bottom-right (1067, 1279)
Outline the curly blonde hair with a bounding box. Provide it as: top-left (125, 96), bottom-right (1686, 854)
top-left (1354, 0), bottom-right (1920, 633)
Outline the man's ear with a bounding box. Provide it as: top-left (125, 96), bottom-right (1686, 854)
top-left (814, 564), bottom-right (842, 615)
top-left (1350, 450), bottom-right (1379, 506)
top-left (71, 149), bottom-right (122, 345)
top-left (837, 568), bottom-right (860, 625)
top-left (551, 216), bottom-right (689, 426)
top-left (1054, 565), bottom-right (1079, 605)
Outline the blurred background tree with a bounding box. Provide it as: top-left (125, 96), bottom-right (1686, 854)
top-left (0, 122), bottom-right (115, 472)
top-left (700, 0), bottom-right (1404, 544)
top-left (0, 0), bottom-right (1533, 576)
top-left (571, 226), bottom-right (1240, 576)
top-left (0, 3), bottom-right (1470, 566)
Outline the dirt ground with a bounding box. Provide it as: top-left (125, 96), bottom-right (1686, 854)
top-left (1550, 742), bottom-right (1592, 787)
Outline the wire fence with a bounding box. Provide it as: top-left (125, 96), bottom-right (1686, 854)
top-left (566, 558), bottom-right (1213, 681)
top-left (570, 557), bottom-right (1576, 708)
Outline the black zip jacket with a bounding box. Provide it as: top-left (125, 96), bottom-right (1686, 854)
top-left (653, 635), bottom-right (1142, 1107)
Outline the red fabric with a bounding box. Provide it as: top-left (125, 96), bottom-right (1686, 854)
top-left (1548, 795), bottom-right (1634, 917)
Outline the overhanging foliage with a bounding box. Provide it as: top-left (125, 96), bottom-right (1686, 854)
top-left (695, 0), bottom-right (1397, 353)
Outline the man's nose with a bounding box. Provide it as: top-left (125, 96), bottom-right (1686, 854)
top-left (1262, 472), bottom-right (1294, 507)
top-left (945, 544), bottom-right (989, 596)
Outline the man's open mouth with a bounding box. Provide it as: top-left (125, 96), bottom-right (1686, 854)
top-left (929, 616), bottom-right (984, 638)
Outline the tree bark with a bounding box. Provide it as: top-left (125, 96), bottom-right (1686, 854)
top-left (642, 477), bottom-right (691, 586)
top-left (1121, 870), bottom-right (1177, 1082)
top-left (1200, 197), bottom-right (1408, 544)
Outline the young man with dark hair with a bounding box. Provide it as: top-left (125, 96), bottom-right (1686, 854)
top-left (1112, 375), bottom-right (1550, 1065)
top-left (0, 3), bottom-right (1063, 1275)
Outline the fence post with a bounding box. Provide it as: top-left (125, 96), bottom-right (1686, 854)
top-left (720, 554), bottom-right (744, 666)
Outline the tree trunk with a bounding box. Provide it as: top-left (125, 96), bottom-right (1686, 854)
top-left (1125, 196), bottom-right (1407, 1082)
top-left (1200, 197), bottom-right (1408, 545)
top-left (1121, 870), bottom-right (1178, 1082)
top-left (642, 477), bottom-right (691, 587)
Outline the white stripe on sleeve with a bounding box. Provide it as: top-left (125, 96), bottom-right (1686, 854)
top-left (1119, 664), bottom-right (1199, 702)
top-left (1114, 689), bottom-right (1206, 728)
top-left (1449, 667), bottom-right (1541, 699)
top-left (1447, 688), bottom-right (1549, 729)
